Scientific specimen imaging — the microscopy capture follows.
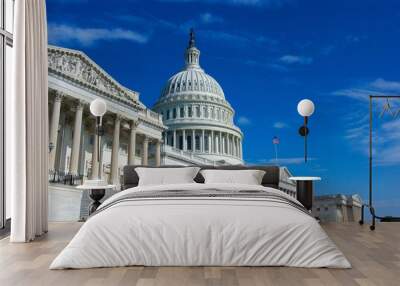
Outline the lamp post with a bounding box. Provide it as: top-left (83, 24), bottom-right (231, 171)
top-left (297, 99), bottom-right (315, 163)
top-left (90, 99), bottom-right (107, 180)
top-left (76, 99), bottom-right (112, 216)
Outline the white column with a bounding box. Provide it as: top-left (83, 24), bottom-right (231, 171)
top-left (192, 129), bottom-right (195, 151)
top-left (210, 131), bottom-right (214, 153)
top-left (219, 132), bottom-right (222, 154)
top-left (183, 129), bottom-right (187, 151)
top-left (173, 130), bottom-right (176, 148)
top-left (110, 115), bottom-right (121, 184)
top-left (239, 138), bottom-right (242, 159)
top-left (227, 134), bottom-right (231, 155)
top-left (155, 140), bottom-right (161, 166)
top-left (128, 120), bottom-right (138, 165)
top-left (201, 129), bottom-right (205, 153)
top-left (69, 100), bottom-right (84, 175)
top-left (235, 137), bottom-right (238, 157)
top-left (215, 134), bottom-right (219, 154)
top-left (223, 134), bottom-right (226, 154)
top-left (208, 132), bottom-right (212, 153)
top-left (49, 92), bottom-right (63, 171)
top-left (142, 136), bottom-right (149, 166)
top-left (230, 135), bottom-right (233, 155)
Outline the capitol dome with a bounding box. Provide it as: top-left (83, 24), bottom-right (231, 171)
top-left (153, 29), bottom-right (243, 165)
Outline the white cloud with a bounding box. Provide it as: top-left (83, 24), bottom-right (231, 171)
top-left (200, 12), bottom-right (223, 24)
top-left (237, 116), bottom-right (251, 125)
top-left (273, 121), bottom-right (288, 129)
top-left (279, 55), bottom-right (313, 65)
top-left (48, 24), bottom-right (149, 46)
top-left (370, 78), bottom-right (400, 92)
top-left (334, 78), bottom-right (400, 166)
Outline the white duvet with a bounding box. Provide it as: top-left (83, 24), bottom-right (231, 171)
top-left (50, 183), bottom-right (351, 269)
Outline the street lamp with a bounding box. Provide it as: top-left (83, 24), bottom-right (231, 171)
top-left (297, 99), bottom-right (315, 163)
top-left (90, 99), bottom-right (107, 180)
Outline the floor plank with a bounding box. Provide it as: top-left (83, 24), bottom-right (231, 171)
top-left (0, 222), bottom-right (399, 286)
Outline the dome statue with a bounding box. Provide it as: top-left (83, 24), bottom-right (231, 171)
top-left (153, 29), bottom-right (243, 165)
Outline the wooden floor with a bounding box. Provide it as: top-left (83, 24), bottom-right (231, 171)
top-left (0, 222), bottom-right (399, 286)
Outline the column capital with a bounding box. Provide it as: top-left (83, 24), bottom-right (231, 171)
top-left (114, 114), bottom-right (123, 121)
top-left (130, 119), bottom-right (140, 130)
top-left (143, 135), bottom-right (150, 143)
top-left (75, 99), bottom-right (87, 110)
top-left (54, 91), bottom-right (65, 101)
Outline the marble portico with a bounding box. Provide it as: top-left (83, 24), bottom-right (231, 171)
top-left (47, 46), bottom-right (165, 186)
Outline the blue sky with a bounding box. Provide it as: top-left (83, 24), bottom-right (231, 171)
top-left (47, 0), bottom-right (400, 215)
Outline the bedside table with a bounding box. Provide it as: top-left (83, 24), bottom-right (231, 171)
top-left (288, 177), bottom-right (321, 210)
top-left (77, 184), bottom-right (115, 215)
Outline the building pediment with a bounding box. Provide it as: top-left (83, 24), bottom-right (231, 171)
top-left (48, 45), bottom-right (143, 109)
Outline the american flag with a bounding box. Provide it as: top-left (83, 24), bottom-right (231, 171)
top-left (272, 136), bottom-right (280, 145)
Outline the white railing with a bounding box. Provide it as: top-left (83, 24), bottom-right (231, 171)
top-left (139, 109), bottom-right (163, 124)
top-left (163, 145), bottom-right (217, 165)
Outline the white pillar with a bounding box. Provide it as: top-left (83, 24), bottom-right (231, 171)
top-left (239, 138), bottom-right (242, 159)
top-left (128, 120), bottom-right (138, 165)
top-left (227, 134), bottom-right (231, 155)
top-left (215, 134), bottom-right (219, 154)
top-left (155, 140), bottom-right (161, 166)
top-left (110, 115), bottom-right (121, 184)
top-left (210, 131), bottom-right (214, 153)
top-left (69, 100), bottom-right (84, 175)
top-left (208, 132), bottom-right (212, 153)
top-left (192, 129), bottom-right (195, 151)
top-left (201, 129), bottom-right (205, 152)
top-left (222, 133), bottom-right (226, 154)
top-left (49, 92), bottom-right (63, 171)
top-left (142, 136), bottom-right (149, 166)
top-left (183, 129), bottom-right (187, 151)
top-left (173, 130), bottom-right (177, 148)
top-left (219, 132), bottom-right (222, 154)
top-left (235, 137), bottom-right (238, 157)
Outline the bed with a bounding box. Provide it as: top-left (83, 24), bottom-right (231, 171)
top-left (50, 165), bottom-right (351, 269)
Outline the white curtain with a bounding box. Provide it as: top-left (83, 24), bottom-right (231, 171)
top-left (7, 0), bottom-right (48, 242)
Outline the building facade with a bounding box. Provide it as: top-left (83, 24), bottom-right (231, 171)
top-left (47, 45), bottom-right (166, 186)
top-left (312, 194), bottom-right (363, 223)
top-left (153, 30), bottom-right (244, 166)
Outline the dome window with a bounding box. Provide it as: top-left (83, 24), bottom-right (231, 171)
top-left (196, 106), bottom-right (200, 117)
top-left (166, 110), bottom-right (170, 120)
top-left (188, 106), bottom-right (193, 117)
top-left (203, 106), bottom-right (208, 118)
top-left (180, 107), bottom-right (184, 118)
top-left (173, 108), bottom-right (177, 119)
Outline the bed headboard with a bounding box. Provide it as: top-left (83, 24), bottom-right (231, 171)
top-left (122, 165), bottom-right (280, 190)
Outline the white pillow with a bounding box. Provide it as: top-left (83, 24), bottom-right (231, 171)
top-left (136, 167), bottom-right (201, 186)
top-left (200, 169), bottom-right (266, 185)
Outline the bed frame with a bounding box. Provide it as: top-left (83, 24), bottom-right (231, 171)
top-left (122, 165), bottom-right (281, 190)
